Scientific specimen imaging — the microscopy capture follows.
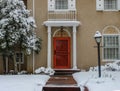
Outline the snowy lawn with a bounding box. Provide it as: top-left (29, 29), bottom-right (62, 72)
top-left (0, 75), bottom-right (50, 91)
top-left (73, 71), bottom-right (120, 91)
top-left (73, 60), bottom-right (120, 91)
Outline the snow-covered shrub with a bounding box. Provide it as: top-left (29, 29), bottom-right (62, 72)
top-left (9, 70), bottom-right (27, 75)
top-left (35, 67), bottom-right (55, 75)
top-left (9, 70), bottom-right (15, 74)
top-left (35, 67), bottom-right (45, 74)
top-left (89, 60), bottom-right (120, 72)
top-left (44, 68), bottom-right (55, 76)
top-left (18, 70), bottom-right (28, 75)
top-left (104, 60), bottom-right (120, 71)
top-left (89, 66), bottom-right (106, 72)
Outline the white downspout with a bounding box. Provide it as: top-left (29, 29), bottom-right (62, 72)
top-left (33, 0), bottom-right (35, 18)
top-left (32, 0), bottom-right (35, 73)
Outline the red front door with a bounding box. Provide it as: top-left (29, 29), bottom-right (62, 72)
top-left (53, 37), bottom-right (70, 69)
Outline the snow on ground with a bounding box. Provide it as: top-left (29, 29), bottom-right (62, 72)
top-left (0, 75), bottom-right (50, 91)
top-left (73, 71), bottom-right (120, 91)
top-left (1, 61), bottom-right (120, 91)
top-left (73, 60), bottom-right (120, 91)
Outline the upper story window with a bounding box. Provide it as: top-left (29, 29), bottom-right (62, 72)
top-left (48, 0), bottom-right (76, 11)
top-left (96, 0), bottom-right (120, 11)
top-left (104, 0), bottom-right (117, 10)
top-left (55, 0), bottom-right (68, 10)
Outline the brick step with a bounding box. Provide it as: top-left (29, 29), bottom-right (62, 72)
top-left (43, 86), bottom-right (80, 91)
top-left (54, 69), bottom-right (80, 75)
top-left (43, 76), bottom-right (80, 91)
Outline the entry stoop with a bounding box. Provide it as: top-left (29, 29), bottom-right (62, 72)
top-left (54, 69), bottom-right (80, 75)
top-left (43, 76), bottom-right (80, 91)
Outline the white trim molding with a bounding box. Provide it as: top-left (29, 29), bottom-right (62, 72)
top-left (48, 0), bottom-right (76, 11)
top-left (44, 20), bottom-right (80, 69)
top-left (102, 25), bottom-right (120, 34)
top-left (102, 25), bottom-right (120, 62)
top-left (96, 0), bottom-right (120, 11)
top-left (53, 28), bottom-right (71, 37)
top-left (44, 21), bottom-right (80, 27)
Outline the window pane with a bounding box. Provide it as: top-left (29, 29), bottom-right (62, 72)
top-left (55, 0), bottom-right (68, 9)
top-left (103, 35), bottom-right (119, 60)
top-left (103, 36), bottom-right (119, 47)
top-left (104, 0), bottom-right (117, 10)
top-left (15, 52), bottom-right (24, 64)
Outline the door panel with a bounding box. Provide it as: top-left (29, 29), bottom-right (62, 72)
top-left (53, 37), bottom-right (70, 69)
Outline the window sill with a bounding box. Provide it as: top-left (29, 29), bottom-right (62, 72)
top-left (16, 62), bottom-right (24, 64)
top-left (102, 59), bottom-right (119, 62)
top-left (103, 9), bottom-right (119, 12)
top-left (49, 9), bottom-right (76, 12)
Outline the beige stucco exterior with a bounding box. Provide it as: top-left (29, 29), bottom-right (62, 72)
top-left (0, 0), bottom-right (120, 73)
top-left (29, 0), bottom-right (120, 70)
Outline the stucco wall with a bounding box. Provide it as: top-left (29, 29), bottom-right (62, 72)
top-left (76, 0), bottom-right (120, 70)
top-left (1, 0), bottom-right (120, 73)
top-left (26, 0), bottom-right (120, 71)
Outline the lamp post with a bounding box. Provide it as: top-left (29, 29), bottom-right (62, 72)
top-left (94, 31), bottom-right (102, 77)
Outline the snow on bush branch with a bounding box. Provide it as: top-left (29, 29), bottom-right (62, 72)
top-left (89, 60), bottom-right (120, 72)
top-left (0, 0), bottom-right (41, 55)
top-left (35, 67), bottom-right (55, 75)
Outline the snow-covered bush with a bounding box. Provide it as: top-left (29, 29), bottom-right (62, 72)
top-left (9, 70), bottom-right (27, 75)
top-left (35, 67), bottom-right (46, 74)
top-left (18, 70), bottom-right (28, 75)
top-left (44, 68), bottom-right (55, 75)
top-left (104, 60), bottom-right (120, 71)
top-left (35, 67), bottom-right (55, 75)
top-left (89, 60), bottom-right (120, 72)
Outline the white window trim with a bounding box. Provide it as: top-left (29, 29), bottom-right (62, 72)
top-left (102, 34), bottom-right (120, 62)
top-left (54, 9), bottom-right (76, 12)
top-left (103, 9), bottom-right (119, 11)
top-left (96, 0), bottom-right (120, 11)
top-left (104, 0), bottom-right (117, 11)
top-left (54, 9), bottom-right (69, 12)
top-left (55, 0), bottom-right (68, 10)
top-left (15, 52), bottom-right (24, 64)
top-left (48, 0), bottom-right (76, 11)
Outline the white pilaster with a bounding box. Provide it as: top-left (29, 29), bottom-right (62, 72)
top-left (47, 26), bottom-right (52, 68)
top-left (73, 26), bottom-right (77, 69)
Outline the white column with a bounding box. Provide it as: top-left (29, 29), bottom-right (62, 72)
top-left (47, 26), bottom-right (52, 68)
top-left (73, 26), bottom-right (77, 69)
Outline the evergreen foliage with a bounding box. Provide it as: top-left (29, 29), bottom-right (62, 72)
top-left (0, 0), bottom-right (41, 55)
